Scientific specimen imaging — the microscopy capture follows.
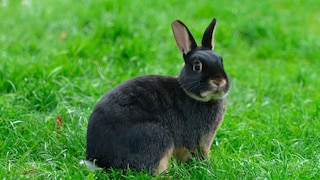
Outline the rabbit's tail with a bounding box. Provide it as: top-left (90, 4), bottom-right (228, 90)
top-left (79, 160), bottom-right (102, 171)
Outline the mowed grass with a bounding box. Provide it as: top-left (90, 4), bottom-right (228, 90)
top-left (1, 0), bottom-right (320, 179)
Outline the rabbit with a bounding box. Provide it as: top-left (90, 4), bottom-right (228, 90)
top-left (85, 18), bottom-right (230, 175)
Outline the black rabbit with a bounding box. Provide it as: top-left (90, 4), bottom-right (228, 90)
top-left (85, 18), bottom-right (230, 174)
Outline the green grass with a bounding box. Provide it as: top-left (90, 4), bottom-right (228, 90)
top-left (1, 0), bottom-right (320, 179)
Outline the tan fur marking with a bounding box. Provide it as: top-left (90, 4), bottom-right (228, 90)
top-left (199, 131), bottom-right (216, 159)
top-left (199, 110), bottom-right (226, 159)
top-left (173, 147), bottom-right (191, 162)
top-left (155, 146), bottom-right (173, 175)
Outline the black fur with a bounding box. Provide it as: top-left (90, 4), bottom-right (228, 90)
top-left (86, 18), bottom-right (230, 173)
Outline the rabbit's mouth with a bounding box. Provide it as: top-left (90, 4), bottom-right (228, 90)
top-left (184, 88), bottom-right (227, 102)
top-left (183, 78), bottom-right (229, 102)
top-left (200, 90), bottom-right (227, 101)
top-left (198, 78), bottom-right (229, 101)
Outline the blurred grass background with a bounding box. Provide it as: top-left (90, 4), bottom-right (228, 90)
top-left (0, 0), bottom-right (319, 179)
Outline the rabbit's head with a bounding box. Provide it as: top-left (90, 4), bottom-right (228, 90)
top-left (172, 18), bottom-right (230, 102)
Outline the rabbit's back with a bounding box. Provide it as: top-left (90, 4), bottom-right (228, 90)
top-left (90, 75), bottom-right (183, 124)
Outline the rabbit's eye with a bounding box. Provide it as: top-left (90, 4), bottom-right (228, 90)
top-left (192, 60), bottom-right (202, 73)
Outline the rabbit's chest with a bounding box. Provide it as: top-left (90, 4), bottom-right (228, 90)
top-left (173, 110), bottom-right (216, 144)
top-left (172, 114), bottom-right (222, 161)
top-left (170, 103), bottom-right (224, 158)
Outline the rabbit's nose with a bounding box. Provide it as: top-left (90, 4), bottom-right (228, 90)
top-left (213, 80), bottom-right (220, 86)
top-left (210, 79), bottom-right (227, 88)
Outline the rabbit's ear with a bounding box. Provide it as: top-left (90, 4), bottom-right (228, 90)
top-left (172, 20), bottom-right (197, 55)
top-left (201, 18), bottom-right (217, 50)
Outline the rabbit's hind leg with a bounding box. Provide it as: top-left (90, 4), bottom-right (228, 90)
top-left (117, 123), bottom-right (174, 174)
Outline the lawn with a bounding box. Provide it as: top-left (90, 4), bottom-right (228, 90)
top-left (1, 0), bottom-right (319, 179)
